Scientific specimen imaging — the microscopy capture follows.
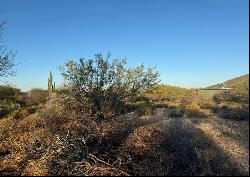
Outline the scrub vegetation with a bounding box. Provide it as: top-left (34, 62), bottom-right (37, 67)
top-left (0, 53), bottom-right (249, 176)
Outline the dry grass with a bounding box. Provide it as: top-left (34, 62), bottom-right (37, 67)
top-left (189, 117), bottom-right (249, 174)
top-left (0, 97), bottom-right (249, 176)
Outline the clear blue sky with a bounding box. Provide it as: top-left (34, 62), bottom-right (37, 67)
top-left (0, 0), bottom-right (249, 91)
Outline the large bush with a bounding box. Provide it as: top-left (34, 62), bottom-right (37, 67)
top-left (60, 53), bottom-right (160, 118)
top-left (0, 85), bottom-right (21, 103)
top-left (26, 88), bottom-right (49, 106)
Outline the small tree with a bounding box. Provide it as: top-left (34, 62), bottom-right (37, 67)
top-left (0, 22), bottom-right (16, 77)
top-left (60, 53), bottom-right (160, 118)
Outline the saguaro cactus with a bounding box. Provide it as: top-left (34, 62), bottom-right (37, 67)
top-left (48, 71), bottom-right (55, 91)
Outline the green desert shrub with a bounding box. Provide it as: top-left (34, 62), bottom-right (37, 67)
top-left (60, 53), bottom-right (160, 119)
top-left (184, 102), bottom-right (212, 118)
top-left (141, 84), bottom-right (189, 103)
top-left (0, 85), bottom-right (21, 105)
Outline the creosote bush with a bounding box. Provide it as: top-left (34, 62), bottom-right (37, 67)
top-left (60, 53), bottom-right (160, 118)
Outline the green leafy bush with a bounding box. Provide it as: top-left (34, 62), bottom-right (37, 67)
top-left (60, 53), bottom-right (160, 118)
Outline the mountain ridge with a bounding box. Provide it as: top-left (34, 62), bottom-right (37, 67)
top-left (206, 74), bottom-right (249, 89)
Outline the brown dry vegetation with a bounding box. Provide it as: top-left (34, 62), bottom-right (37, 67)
top-left (0, 97), bottom-right (249, 176)
top-left (0, 63), bottom-right (249, 176)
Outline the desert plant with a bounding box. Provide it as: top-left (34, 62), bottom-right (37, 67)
top-left (26, 89), bottom-right (49, 106)
top-left (200, 103), bottom-right (218, 113)
top-left (141, 84), bottom-right (211, 106)
top-left (137, 102), bottom-right (156, 116)
top-left (48, 71), bottom-right (56, 91)
top-left (0, 106), bottom-right (11, 118)
top-left (217, 102), bottom-right (249, 120)
top-left (10, 108), bottom-right (29, 120)
top-left (141, 84), bottom-right (189, 103)
top-left (60, 53), bottom-right (160, 118)
top-left (0, 85), bottom-right (21, 103)
top-left (213, 78), bottom-right (249, 104)
top-left (184, 102), bottom-right (211, 118)
top-left (167, 102), bottom-right (181, 109)
top-left (0, 22), bottom-right (16, 77)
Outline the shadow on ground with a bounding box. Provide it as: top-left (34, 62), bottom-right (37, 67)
top-left (103, 114), bottom-right (248, 176)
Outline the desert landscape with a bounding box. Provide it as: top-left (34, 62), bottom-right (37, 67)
top-left (0, 59), bottom-right (249, 175)
top-left (0, 0), bottom-right (249, 176)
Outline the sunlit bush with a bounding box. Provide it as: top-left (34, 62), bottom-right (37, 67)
top-left (0, 85), bottom-right (22, 108)
top-left (184, 102), bottom-right (211, 118)
top-left (60, 53), bottom-right (160, 119)
top-left (26, 89), bottom-right (49, 106)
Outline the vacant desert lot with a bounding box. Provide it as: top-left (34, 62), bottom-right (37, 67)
top-left (0, 109), bottom-right (249, 176)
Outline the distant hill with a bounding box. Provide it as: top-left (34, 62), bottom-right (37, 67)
top-left (206, 74), bottom-right (249, 89)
